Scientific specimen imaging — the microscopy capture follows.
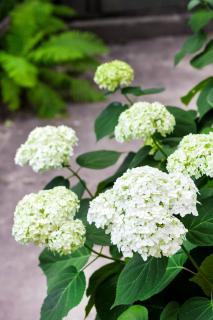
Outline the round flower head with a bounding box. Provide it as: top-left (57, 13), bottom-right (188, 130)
top-left (114, 101), bottom-right (175, 143)
top-left (94, 60), bottom-right (134, 92)
top-left (167, 133), bottom-right (213, 179)
top-left (12, 186), bottom-right (85, 255)
top-left (88, 166), bottom-right (198, 260)
top-left (15, 125), bottom-right (78, 172)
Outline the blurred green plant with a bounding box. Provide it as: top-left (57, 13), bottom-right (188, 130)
top-left (0, 0), bottom-right (107, 117)
top-left (175, 0), bottom-right (213, 124)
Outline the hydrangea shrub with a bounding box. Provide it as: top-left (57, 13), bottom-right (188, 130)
top-left (13, 59), bottom-right (213, 320)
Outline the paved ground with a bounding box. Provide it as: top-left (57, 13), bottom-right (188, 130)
top-left (0, 36), bottom-right (211, 320)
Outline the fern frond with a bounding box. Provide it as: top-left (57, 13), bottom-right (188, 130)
top-left (40, 69), bottom-right (72, 89)
top-left (29, 31), bottom-right (107, 64)
top-left (70, 78), bottom-right (105, 102)
top-left (27, 82), bottom-right (66, 118)
top-left (1, 75), bottom-right (21, 110)
top-left (53, 5), bottom-right (76, 17)
top-left (6, 1), bottom-right (66, 54)
top-left (68, 57), bottom-right (99, 72)
top-left (0, 52), bottom-right (38, 87)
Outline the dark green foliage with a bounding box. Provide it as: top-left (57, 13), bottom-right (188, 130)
top-left (0, 0), bottom-right (107, 117)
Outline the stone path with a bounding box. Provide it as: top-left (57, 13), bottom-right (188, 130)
top-left (0, 36), bottom-right (211, 320)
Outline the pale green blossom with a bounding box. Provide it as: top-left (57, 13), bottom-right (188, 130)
top-left (15, 125), bottom-right (78, 172)
top-left (114, 102), bottom-right (175, 143)
top-left (167, 133), bottom-right (213, 178)
top-left (12, 187), bottom-right (85, 255)
top-left (88, 166), bottom-right (197, 260)
top-left (94, 60), bottom-right (134, 92)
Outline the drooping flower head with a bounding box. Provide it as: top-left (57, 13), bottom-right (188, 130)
top-left (12, 186), bottom-right (85, 255)
top-left (167, 133), bottom-right (213, 179)
top-left (88, 166), bottom-right (198, 260)
top-left (114, 101), bottom-right (175, 143)
top-left (94, 60), bottom-right (134, 92)
top-left (15, 125), bottom-right (78, 172)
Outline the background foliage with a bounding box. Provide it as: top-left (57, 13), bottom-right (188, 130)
top-left (0, 0), bottom-right (107, 117)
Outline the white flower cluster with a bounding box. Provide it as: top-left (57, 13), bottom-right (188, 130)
top-left (94, 60), bottom-right (134, 92)
top-left (15, 125), bottom-right (78, 172)
top-left (167, 133), bottom-right (213, 179)
top-left (88, 166), bottom-right (198, 260)
top-left (12, 187), bottom-right (85, 255)
top-left (114, 102), bottom-right (175, 143)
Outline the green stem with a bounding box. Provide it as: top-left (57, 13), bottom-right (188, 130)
top-left (181, 245), bottom-right (213, 290)
top-left (85, 244), bottom-right (124, 263)
top-left (124, 94), bottom-right (133, 105)
top-left (82, 246), bottom-right (103, 271)
top-left (152, 137), bottom-right (167, 159)
top-left (67, 166), bottom-right (94, 198)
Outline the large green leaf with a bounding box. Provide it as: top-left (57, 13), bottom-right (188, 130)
top-left (39, 247), bottom-right (90, 290)
top-left (0, 52), bottom-right (37, 87)
top-left (96, 152), bottom-right (135, 195)
top-left (191, 253), bottom-right (213, 296)
top-left (183, 199), bottom-right (213, 246)
top-left (189, 10), bottom-right (213, 32)
top-left (181, 77), bottom-right (212, 105)
top-left (197, 78), bottom-right (213, 118)
top-left (175, 31), bottom-right (207, 65)
top-left (121, 86), bottom-right (164, 96)
top-left (95, 102), bottom-right (128, 140)
top-left (40, 266), bottom-right (86, 320)
top-left (179, 297), bottom-right (213, 320)
top-left (160, 301), bottom-right (179, 320)
top-left (77, 150), bottom-right (121, 169)
top-left (44, 176), bottom-right (70, 190)
top-left (199, 179), bottom-right (213, 200)
top-left (86, 262), bottom-right (123, 318)
top-left (76, 199), bottom-right (111, 246)
top-left (113, 254), bottom-right (168, 306)
top-left (118, 306), bottom-right (148, 320)
top-left (128, 146), bottom-right (151, 168)
top-left (30, 31), bottom-right (107, 63)
top-left (191, 40), bottom-right (213, 68)
top-left (167, 106), bottom-right (197, 136)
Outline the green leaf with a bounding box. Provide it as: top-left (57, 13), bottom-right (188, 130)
top-left (121, 86), bottom-right (164, 96)
top-left (39, 247), bottom-right (90, 290)
top-left (179, 297), bottom-right (213, 320)
top-left (95, 274), bottom-right (128, 320)
top-left (207, 87), bottom-right (213, 107)
top-left (188, 0), bottom-right (201, 10)
top-left (77, 150), bottom-right (121, 169)
top-left (181, 77), bottom-right (212, 105)
top-left (175, 31), bottom-right (207, 65)
top-left (183, 199), bottom-right (213, 246)
top-left (189, 10), bottom-right (213, 32)
top-left (128, 146), bottom-right (151, 168)
top-left (118, 306), bottom-right (149, 320)
top-left (76, 199), bottom-right (111, 246)
top-left (71, 181), bottom-right (85, 199)
top-left (191, 253), bottom-right (213, 296)
top-left (149, 242), bottom-right (196, 296)
top-left (160, 301), bottom-right (179, 320)
top-left (167, 106), bottom-right (197, 136)
top-left (86, 262), bottom-right (123, 318)
top-left (96, 153), bottom-right (135, 195)
top-left (27, 82), bottom-right (65, 118)
top-left (1, 75), bottom-right (21, 111)
top-left (30, 31), bottom-right (107, 63)
top-left (191, 40), bottom-right (213, 68)
top-left (114, 254), bottom-right (168, 306)
top-left (200, 179), bottom-right (213, 200)
top-left (0, 52), bottom-right (37, 87)
top-left (110, 245), bottom-right (122, 259)
top-left (95, 102), bottom-right (128, 140)
top-left (70, 78), bottom-right (104, 102)
top-left (44, 176), bottom-right (70, 190)
top-left (197, 78), bottom-right (213, 118)
top-left (40, 266), bottom-right (86, 320)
